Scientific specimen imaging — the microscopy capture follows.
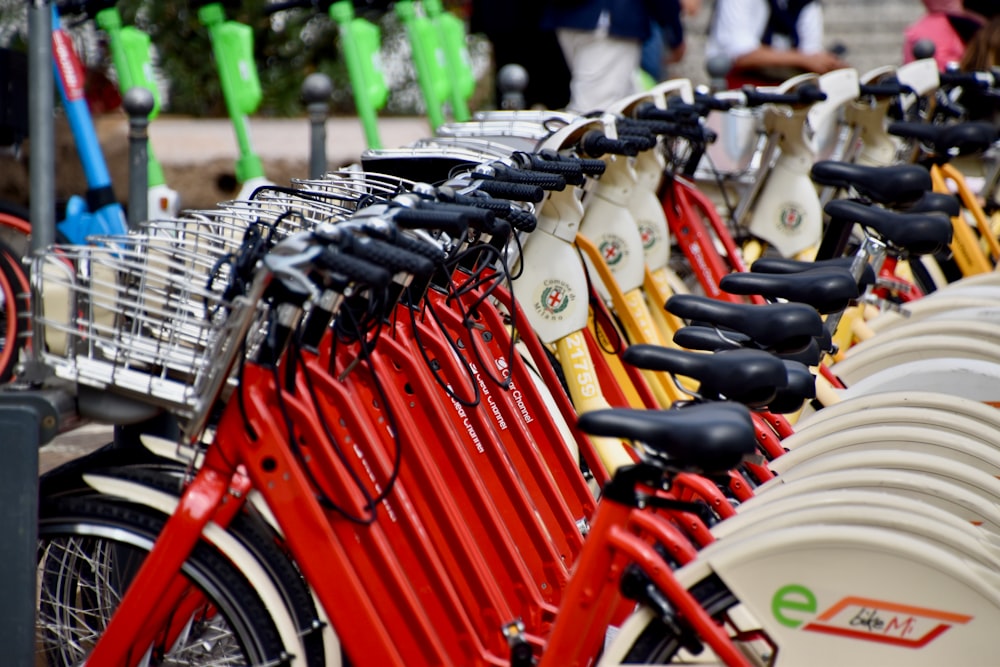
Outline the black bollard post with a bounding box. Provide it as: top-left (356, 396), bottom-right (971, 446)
top-left (498, 63), bottom-right (528, 110)
top-left (706, 56), bottom-right (733, 94)
top-left (302, 73), bottom-right (332, 180)
top-left (122, 87), bottom-right (155, 229)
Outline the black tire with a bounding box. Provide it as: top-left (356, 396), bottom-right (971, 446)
top-left (0, 237), bottom-right (28, 382)
top-left (39, 453), bottom-right (329, 666)
top-left (0, 199), bottom-right (31, 258)
top-left (620, 573), bottom-right (740, 663)
top-left (37, 494), bottom-right (290, 666)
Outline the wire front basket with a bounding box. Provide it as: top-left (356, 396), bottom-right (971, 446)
top-left (32, 235), bottom-right (265, 433)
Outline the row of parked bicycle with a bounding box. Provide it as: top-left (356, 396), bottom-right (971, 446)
top-left (22, 30), bottom-right (1000, 667)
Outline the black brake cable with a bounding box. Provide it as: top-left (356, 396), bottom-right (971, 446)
top-left (299, 308), bottom-right (403, 509)
top-left (408, 286), bottom-right (481, 408)
top-left (270, 346), bottom-right (378, 526)
top-left (441, 243), bottom-right (518, 389)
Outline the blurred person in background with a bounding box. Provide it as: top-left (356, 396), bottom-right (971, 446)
top-left (706, 0), bottom-right (847, 89)
top-left (903, 0), bottom-right (986, 69)
top-left (640, 0), bottom-right (701, 85)
top-left (470, 0), bottom-right (571, 109)
top-left (541, 0), bottom-right (684, 113)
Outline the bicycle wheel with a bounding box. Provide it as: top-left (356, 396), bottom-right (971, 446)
top-left (37, 494), bottom-right (290, 666)
top-left (0, 237), bottom-right (27, 381)
top-left (617, 574), bottom-right (741, 664)
top-left (0, 199), bottom-right (31, 257)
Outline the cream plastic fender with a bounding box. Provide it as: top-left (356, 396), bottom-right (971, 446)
top-left (839, 319), bottom-right (1000, 351)
top-left (808, 68), bottom-right (860, 160)
top-left (731, 488), bottom-right (1000, 547)
top-left (147, 183), bottom-right (181, 221)
top-left (896, 57), bottom-right (941, 111)
top-left (80, 474), bottom-right (335, 667)
top-left (603, 524), bottom-right (1000, 666)
top-left (747, 75), bottom-right (823, 256)
top-left (599, 91), bottom-right (678, 274)
top-left (741, 467), bottom-right (1000, 532)
top-left (769, 427), bottom-right (1000, 478)
top-left (235, 175), bottom-right (275, 202)
top-left (830, 335), bottom-right (1000, 385)
top-left (845, 66), bottom-right (901, 166)
top-left (628, 150), bottom-right (672, 271)
top-left (795, 390), bottom-right (1000, 432)
top-left (866, 296), bottom-right (1000, 333)
top-left (787, 405), bottom-right (1000, 453)
top-left (922, 305), bottom-right (1000, 326)
top-left (715, 503), bottom-right (1000, 572)
top-left (702, 526), bottom-right (1000, 666)
top-left (578, 158), bottom-right (650, 299)
top-left (757, 450), bottom-right (1000, 512)
top-left (942, 271), bottom-right (1000, 288)
top-left (914, 284), bottom-right (1000, 300)
top-left (512, 227), bottom-right (590, 344)
top-left (831, 357), bottom-right (1000, 405)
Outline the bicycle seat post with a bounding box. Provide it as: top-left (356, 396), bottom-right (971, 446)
top-left (123, 86), bottom-right (155, 228)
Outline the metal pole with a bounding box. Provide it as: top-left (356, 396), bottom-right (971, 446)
top-left (123, 87), bottom-right (154, 228)
top-left (301, 73), bottom-right (331, 180)
top-left (28, 0), bottom-right (54, 254)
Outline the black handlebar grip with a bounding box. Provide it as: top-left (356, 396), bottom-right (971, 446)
top-left (939, 70), bottom-right (994, 89)
top-left (691, 92), bottom-right (737, 112)
top-left (392, 207), bottom-right (471, 236)
top-left (797, 84), bottom-right (828, 104)
top-left (575, 157), bottom-right (607, 176)
top-left (490, 166), bottom-right (567, 191)
top-left (524, 156), bottom-right (585, 185)
top-left (437, 189), bottom-right (538, 232)
top-left (505, 207), bottom-right (537, 232)
top-left (316, 247), bottom-right (391, 287)
top-left (417, 201), bottom-right (497, 234)
top-left (579, 131), bottom-right (638, 158)
top-left (858, 82), bottom-right (911, 98)
top-left (633, 102), bottom-right (675, 122)
top-left (741, 86), bottom-right (827, 107)
top-left (475, 179), bottom-right (545, 203)
top-left (348, 236), bottom-right (436, 277)
top-left (389, 231), bottom-right (448, 264)
top-left (618, 132), bottom-right (657, 151)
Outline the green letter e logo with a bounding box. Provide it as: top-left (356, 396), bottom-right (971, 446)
top-left (771, 584), bottom-right (817, 628)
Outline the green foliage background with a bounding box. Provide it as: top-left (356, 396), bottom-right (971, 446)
top-left (0, 0), bottom-right (483, 117)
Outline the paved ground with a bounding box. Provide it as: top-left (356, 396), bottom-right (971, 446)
top-left (102, 114), bottom-right (434, 167)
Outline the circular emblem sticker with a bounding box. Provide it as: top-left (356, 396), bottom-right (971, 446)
top-left (778, 205), bottom-right (804, 232)
top-left (599, 234), bottom-right (628, 266)
top-left (638, 224), bottom-right (658, 250)
top-left (534, 279), bottom-right (576, 321)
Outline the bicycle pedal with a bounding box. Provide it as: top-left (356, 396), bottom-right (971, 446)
top-left (502, 619), bottom-right (534, 667)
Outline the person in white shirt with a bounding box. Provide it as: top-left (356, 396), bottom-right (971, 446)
top-left (706, 0), bottom-right (846, 88)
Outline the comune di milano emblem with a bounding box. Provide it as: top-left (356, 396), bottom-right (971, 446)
top-left (536, 279), bottom-right (575, 321)
top-left (778, 205), bottom-right (804, 232)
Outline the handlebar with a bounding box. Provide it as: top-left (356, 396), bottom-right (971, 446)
top-left (579, 130), bottom-right (638, 158)
top-left (939, 69), bottom-right (998, 90)
top-left (740, 84), bottom-right (827, 107)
